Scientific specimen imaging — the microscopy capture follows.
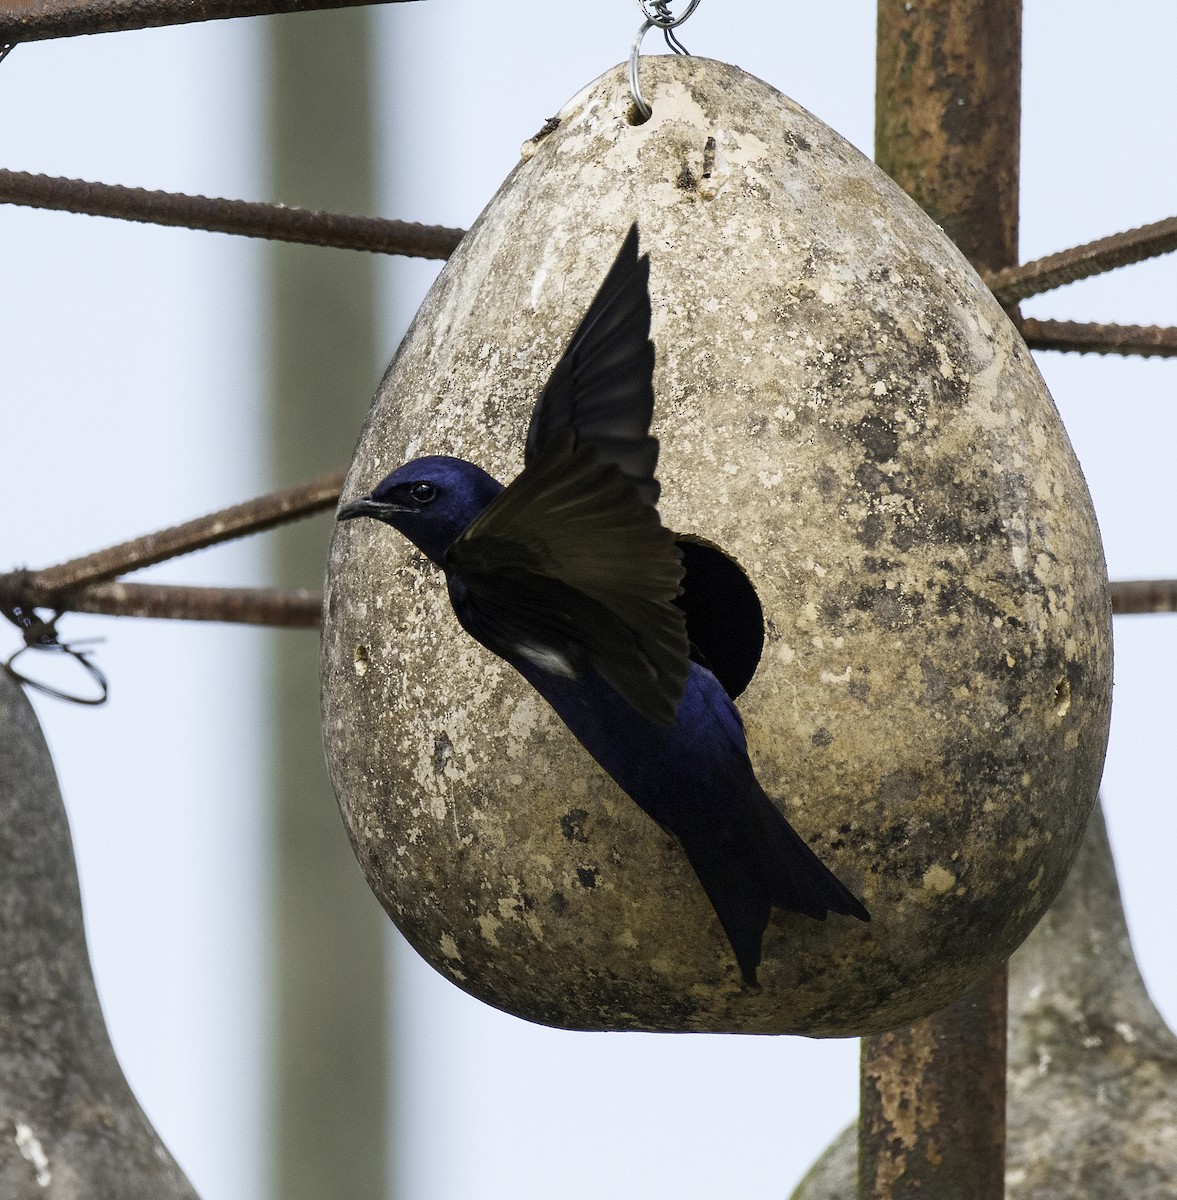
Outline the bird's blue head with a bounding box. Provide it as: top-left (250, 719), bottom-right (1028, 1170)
top-left (337, 455), bottom-right (504, 565)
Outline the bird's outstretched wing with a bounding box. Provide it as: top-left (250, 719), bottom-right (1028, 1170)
top-left (523, 225), bottom-right (768, 704)
top-left (446, 435), bottom-right (689, 726)
top-left (525, 224), bottom-right (661, 507)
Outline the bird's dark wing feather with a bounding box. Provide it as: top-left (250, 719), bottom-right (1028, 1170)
top-left (525, 224), bottom-right (661, 507)
top-left (446, 436), bottom-right (689, 726)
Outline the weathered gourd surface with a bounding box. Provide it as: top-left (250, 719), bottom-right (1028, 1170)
top-left (321, 57), bottom-right (1112, 1034)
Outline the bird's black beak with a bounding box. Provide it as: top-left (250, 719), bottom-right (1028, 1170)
top-left (338, 495), bottom-right (399, 522)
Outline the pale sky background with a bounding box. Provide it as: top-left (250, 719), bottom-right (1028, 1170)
top-left (2, 4), bottom-right (1176, 1199)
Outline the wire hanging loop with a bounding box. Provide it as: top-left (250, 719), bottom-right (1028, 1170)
top-left (629, 0), bottom-right (703, 121)
top-left (2, 600), bottom-right (109, 705)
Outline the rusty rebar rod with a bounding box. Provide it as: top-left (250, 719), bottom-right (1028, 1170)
top-left (6, 471), bottom-right (1176, 635)
top-left (986, 214), bottom-right (1177, 305)
top-left (1020, 317), bottom-right (1177, 358)
top-left (12, 469), bottom-right (345, 597)
top-left (0, 0), bottom-right (419, 43)
top-left (4, 576), bottom-right (1170, 630)
top-left (0, 170), bottom-right (464, 260)
top-left (866, 1), bottom-right (1020, 1197)
top-left (7, 170), bottom-right (1172, 340)
top-left (1110, 578), bottom-right (1177, 615)
top-left (52, 582), bottom-right (323, 626)
top-left (8, 460), bottom-right (1174, 631)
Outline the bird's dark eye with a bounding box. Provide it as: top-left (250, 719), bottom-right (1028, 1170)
top-left (410, 481), bottom-right (437, 504)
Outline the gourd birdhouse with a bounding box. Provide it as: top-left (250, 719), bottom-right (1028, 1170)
top-left (321, 56), bottom-right (1112, 1035)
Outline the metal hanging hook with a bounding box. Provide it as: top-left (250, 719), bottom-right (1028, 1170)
top-left (629, 0), bottom-right (703, 121)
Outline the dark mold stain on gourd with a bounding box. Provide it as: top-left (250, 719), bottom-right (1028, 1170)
top-left (560, 809), bottom-right (590, 843)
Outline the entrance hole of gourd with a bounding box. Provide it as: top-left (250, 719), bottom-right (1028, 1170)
top-left (674, 535), bottom-right (765, 700)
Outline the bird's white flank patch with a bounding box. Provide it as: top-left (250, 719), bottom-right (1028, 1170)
top-left (513, 641), bottom-right (577, 678)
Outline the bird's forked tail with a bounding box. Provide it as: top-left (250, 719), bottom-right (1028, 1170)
top-left (679, 785), bottom-right (869, 986)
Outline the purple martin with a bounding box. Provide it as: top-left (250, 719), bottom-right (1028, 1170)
top-left (338, 225), bottom-right (868, 984)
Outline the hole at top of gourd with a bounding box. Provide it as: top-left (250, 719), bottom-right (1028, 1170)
top-left (674, 536), bottom-right (765, 700)
top-left (625, 100), bottom-right (652, 127)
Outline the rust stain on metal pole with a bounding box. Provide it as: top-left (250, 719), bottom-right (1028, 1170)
top-left (0, 0), bottom-right (419, 43)
top-left (864, 2), bottom-right (1020, 1197)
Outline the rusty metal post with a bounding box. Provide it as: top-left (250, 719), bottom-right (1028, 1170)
top-left (860, 2), bottom-right (1021, 1197)
top-left (859, 965), bottom-right (1008, 1198)
top-left (874, 0), bottom-right (1020, 273)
